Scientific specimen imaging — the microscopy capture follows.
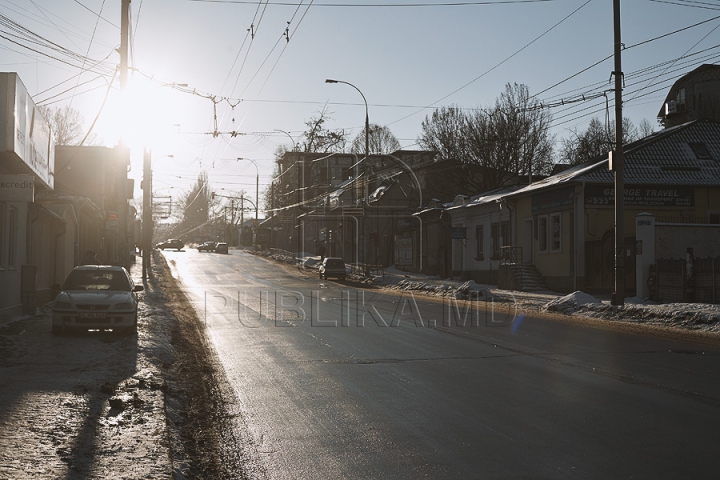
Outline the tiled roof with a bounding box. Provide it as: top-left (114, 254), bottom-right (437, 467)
top-left (575, 120), bottom-right (720, 186)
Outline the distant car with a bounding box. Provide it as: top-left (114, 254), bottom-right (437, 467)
top-left (51, 265), bottom-right (144, 335)
top-left (215, 242), bottom-right (229, 254)
top-left (156, 239), bottom-right (184, 250)
top-left (198, 241), bottom-right (216, 252)
top-left (319, 257), bottom-right (346, 280)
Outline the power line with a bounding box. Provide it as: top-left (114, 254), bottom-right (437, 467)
top-left (187, 0), bottom-right (554, 6)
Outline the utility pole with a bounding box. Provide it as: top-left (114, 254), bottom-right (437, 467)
top-left (142, 148), bottom-right (152, 279)
top-left (116, 0), bottom-right (131, 268)
top-left (611, 0), bottom-right (625, 306)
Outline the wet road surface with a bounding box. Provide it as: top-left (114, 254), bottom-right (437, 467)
top-left (161, 248), bottom-right (720, 479)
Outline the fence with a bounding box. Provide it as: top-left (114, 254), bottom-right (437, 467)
top-left (652, 257), bottom-right (720, 304)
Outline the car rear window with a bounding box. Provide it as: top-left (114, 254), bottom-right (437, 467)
top-left (63, 270), bottom-right (131, 291)
top-left (326, 259), bottom-right (344, 268)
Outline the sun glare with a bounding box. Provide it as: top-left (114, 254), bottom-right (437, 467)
top-left (98, 76), bottom-right (182, 153)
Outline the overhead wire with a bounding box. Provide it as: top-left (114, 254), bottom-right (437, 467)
top-left (384, 0), bottom-right (593, 128)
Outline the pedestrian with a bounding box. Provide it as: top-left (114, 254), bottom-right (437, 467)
top-left (318, 244), bottom-right (326, 262)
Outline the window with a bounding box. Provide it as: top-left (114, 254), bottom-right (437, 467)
top-left (491, 222), bottom-right (510, 259)
top-left (475, 225), bottom-right (484, 260)
top-left (550, 213), bottom-right (561, 253)
top-left (689, 142), bottom-right (712, 161)
top-left (8, 206), bottom-right (17, 266)
top-left (538, 215), bottom-right (548, 253)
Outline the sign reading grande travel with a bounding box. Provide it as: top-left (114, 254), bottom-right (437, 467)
top-left (585, 185), bottom-right (694, 207)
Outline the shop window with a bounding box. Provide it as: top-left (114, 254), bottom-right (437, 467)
top-left (475, 225), bottom-right (484, 261)
top-left (550, 212), bottom-right (561, 253)
top-left (538, 215), bottom-right (548, 254)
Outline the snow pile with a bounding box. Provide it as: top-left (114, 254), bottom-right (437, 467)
top-left (544, 291), bottom-right (602, 313)
top-left (302, 257), bottom-right (321, 269)
top-left (387, 279), bottom-right (490, 299)
top-left (391, 279), bottom-right (457, 296)
top-left (575, 301), bottom-right (720, 331)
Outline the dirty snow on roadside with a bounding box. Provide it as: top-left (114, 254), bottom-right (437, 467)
top-left (378, 266), bottom-right (720, 333)
top-left (261, 249), bottom-right (720, 335)
top-left (0, 262), bottom-right (173, 479)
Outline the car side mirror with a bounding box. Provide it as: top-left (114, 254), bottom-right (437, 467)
top-left (133, 285), bottom-right (144, 292)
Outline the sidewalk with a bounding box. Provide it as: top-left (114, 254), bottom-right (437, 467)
top-left (0, 258), bottom-right (174, 479)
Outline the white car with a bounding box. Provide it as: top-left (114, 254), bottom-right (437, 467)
top-left (52, 266), bottom-right (143, 335)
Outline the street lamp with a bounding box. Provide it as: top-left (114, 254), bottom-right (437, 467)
top-left (325, 79), bottom-right (369, 161)
top-left (236, 158), bottom-right (259, 221)
top-left (274, 129), bottom-right (297, 152)
top-left (325, 78), bottom-right (370, 275)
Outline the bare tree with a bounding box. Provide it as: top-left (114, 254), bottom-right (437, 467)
top-left (638, 118), bottom-right (655, 138)
top-left (490, 83), bottom-right (554, 179)
top-left (418, 83), bottom-right (554, 198)
top-left (39, 105), bottom-right (98, 146)
top-left (299, 106), bottom-right (347, 153)
top-left (559, 116), bottom-right (647, 166)
top-left (350, 124), bottom-right (401, 155)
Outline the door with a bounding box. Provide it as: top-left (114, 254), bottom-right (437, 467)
top-left (522, 219), bottom-right (533, 264)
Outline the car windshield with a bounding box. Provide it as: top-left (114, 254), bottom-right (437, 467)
top-left (62, 269), bottom-right (130, 291)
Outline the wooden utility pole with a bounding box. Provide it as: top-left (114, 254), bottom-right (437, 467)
top-left (612, 0), bottom-right (625, 305)
top-left (116, 0), bottom-right (131, 268)
top-left (142, 148), bottom-right (152, 279)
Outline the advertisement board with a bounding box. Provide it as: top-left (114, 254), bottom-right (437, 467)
top-left (0, 73), bottom-right (55, 190)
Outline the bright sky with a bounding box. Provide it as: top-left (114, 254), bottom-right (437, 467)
top-left (2, 0), bottom-right (718, 211)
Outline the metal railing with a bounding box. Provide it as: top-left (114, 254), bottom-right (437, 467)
top-left (499, 246), bottom-right (522, 265)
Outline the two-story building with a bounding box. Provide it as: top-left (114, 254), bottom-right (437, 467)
top-left (658, 64), bottom-right (720, 128)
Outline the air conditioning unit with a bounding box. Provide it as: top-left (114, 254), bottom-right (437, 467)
top-left (665, 100), bottom-right (677, 115)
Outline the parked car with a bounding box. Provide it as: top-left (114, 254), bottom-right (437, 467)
top-left (51, 265), bottom-right (143, 335)
top-left (198, 241), bottom-right (216, 252)
top-left (319, 257), bottom-right (346, 280)
top-left (215, 242), bottom-right (229, 254)
top-left (156, 239), bottom-right (184, 250)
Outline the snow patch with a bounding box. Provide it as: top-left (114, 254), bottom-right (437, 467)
top-left (545, 291), bottom-right (601, 312)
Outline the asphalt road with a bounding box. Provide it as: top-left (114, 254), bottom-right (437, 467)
top-left (161, 248), bottom-right (720, 480)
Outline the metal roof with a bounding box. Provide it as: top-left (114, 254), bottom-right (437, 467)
top-left (498, 121), bottom-right (720, 202)
top-left (574, 120), bottom-right (720, 186)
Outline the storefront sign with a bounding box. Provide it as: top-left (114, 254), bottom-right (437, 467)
top-left (450, 227), bottom-right (467, 239)
top-left (0, 74), bottom-right (54, 189)
top-left (0, 175), bottom-right (34, 202)
top-left (532, 186), bottom-right (574, 213)
top-left (585, 184), bottom-right (694, 207)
